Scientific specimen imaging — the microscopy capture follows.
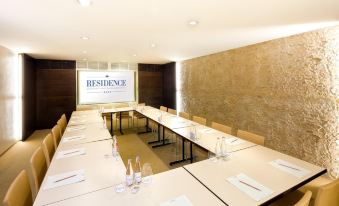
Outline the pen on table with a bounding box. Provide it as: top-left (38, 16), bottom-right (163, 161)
top-left (278, 163), bottom-right (301, 171)
top-left (239, 180), bottom-right (261, 191)
top-left (54, 174), bottom-right (77, 183)
top-left (63, 150), bottom-right (80, 155)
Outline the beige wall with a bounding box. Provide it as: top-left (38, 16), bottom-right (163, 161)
top-left (178, 26), bottom-right (339, 178)
top-left (0, 45), bottom-right (20, 154)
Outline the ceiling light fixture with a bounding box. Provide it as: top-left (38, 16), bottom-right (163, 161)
top-left (82, 50), bottom-right (87, 54)
top-left (82, 58), bottom-right (87, 61)
top-left (78, 0), bottom-right (92, 7)
top-left (188, 20), bottom-right (199, 26)
top-left (150, 43), bottom-right (157, 48)
top-left (133, 54), bottom-right (137, 57)
top-left (80, 36), bottom-right (89, 40)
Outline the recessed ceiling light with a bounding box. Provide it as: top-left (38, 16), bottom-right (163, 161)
top-left (188, 20), bottom-right (199, 26)
top-left (82, 50), bottom-right (87, 54)
top-left (133, 54), bottom-right (137, 57)
top-left (150, 43), bottom-right (157, 48)
top-left (78, 0), bottom-right (92, 7)
top-left (80, 36), bottom-right (89, 40)
top-left (82, 58), bottom-right (87, 61)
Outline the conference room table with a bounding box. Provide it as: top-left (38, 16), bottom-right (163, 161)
top-left (33, 107), bottom-right (326, 206)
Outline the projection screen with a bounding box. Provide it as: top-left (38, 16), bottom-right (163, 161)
top-left (78, 70), bottom-right (135, 104)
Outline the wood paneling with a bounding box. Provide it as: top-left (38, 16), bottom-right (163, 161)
top-left (22, 54), bottom-right (36, 140)
top-left (138, 64), bottom-right (163, 108)
top-left (35, 60), bottom-right (76, 129)
top-left (162, 62), bottom-right (176, 109)
top-left (138, 63), bottom-right (176, 109)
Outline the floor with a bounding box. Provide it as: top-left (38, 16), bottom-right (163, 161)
top-left (0, 117), bottom-right (208, 203)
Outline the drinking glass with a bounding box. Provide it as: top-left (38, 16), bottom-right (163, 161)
top-left (141, 163), bottom-right (153, 184)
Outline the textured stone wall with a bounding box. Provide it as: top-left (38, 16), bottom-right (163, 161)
top-left (178, 26), bottom-right (339, 178)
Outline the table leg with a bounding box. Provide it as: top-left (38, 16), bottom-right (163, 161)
top-left (152, 124), bottom-right (171, 148)
top-left (119, 112), bottom-right (124, 135)
top-left (169, 137), bottom-right (192, 165)
top-left (111, 113), bottom-right (113, 136)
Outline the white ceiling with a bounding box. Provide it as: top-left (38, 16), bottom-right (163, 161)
top-left (0, 0), bottom-right (339, 64)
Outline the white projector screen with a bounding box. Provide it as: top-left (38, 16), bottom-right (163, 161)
top-left (78, 70), bottom-right (135, 104)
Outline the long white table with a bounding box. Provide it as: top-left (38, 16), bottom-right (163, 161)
top-left (33, 113), bottom-right (126, 206)
top-left (33, 107), bottom-right (326, 206)
top-left (183, 146), bottom-right (326, 206)
top-left (46, 168), bottom-right (226, 206)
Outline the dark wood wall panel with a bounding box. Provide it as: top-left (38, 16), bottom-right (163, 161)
top-left (138, 63), bottom-right (176, 109)
top-left (22, 54), bottom-right (36, 140)
top-left (138, 64), bottom-right (163, 108)
top-left (36, 60), bottom-right (76, 129)
top-left (162, 62), bottom-right (176, 109)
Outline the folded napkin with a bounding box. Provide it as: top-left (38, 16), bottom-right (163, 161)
top-left (160, 195), bottom-right (193, 206)
top-left (62, 135), bottom-right (86, 143)
top-left (226, 137), bottom-right (246, 145)
top-left (43, 170), bottom-right (85, 190)
top-left (66, 126), bottom-right (86, 132)
top-left (270, 159), bottom-right (310, 178)
top-left (227, 173), bottom-right (273, 201)
top-left (56, 148), bottom-right (86, 159)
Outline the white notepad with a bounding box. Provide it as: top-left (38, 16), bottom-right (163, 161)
top-left (270, 159), bottom-right (310, 178)
top-left (226, 138), bottom-right (246, 145)
top-left (62, 135), bottom-right (86, 143)
top-left (160, 195), bottom-right (193, 206)
top-left (43, 170), bottom-right (85, 190)
top-left (56, 148), bottom-right (86, 159)
top-left (66, 126), bottom-right (86, 132)
top-left (227, 173), bottom-right (273, 201)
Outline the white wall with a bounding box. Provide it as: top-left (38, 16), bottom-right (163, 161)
top-left (0, 45), bottom-right (21, 154)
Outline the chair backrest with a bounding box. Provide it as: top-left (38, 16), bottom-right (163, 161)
top-left (294, 190), bottom-right (312, 206)
top-left (179, 111), bottom-right (190, 120)
top-left (160, 106), bottom-right (167, 112)
top-left (57, 119), bottom-right (65, 135)
top-left (237, 130), bottom-right (265, 146)
top-left (138, 103), bottom-right (146, 106)
top-left (3, 170), bottom-right (33, 206)
top-left (42, 133), bottom-right (55, 167)
top-left (211, 122), bottom-right (232, 134)
top-left (30, 146), bottom-right (47, 196)
top-left (51, 124), bottom-right (61, 149)
top-left (314, 178), bottom-right (339, 206)
top-left (192, 115), bottom-right (207, 125)
top-left (168, 108), bottom-right (177, 115)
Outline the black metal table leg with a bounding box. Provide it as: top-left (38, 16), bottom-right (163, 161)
top-left (190, 142), bottom-right (193, 163)
top-left (137, 117), bottom-right (151, 134)
top-left (148, 123), bottom-right (162, 144)
top-left (169, 137), bottom-right (192, 165)
top-left (111, 113), bottom-right (113, 135)
top-left (119, 112), bottom-right (123, 135)
top-left (152, 124), bottom-right (171, 148)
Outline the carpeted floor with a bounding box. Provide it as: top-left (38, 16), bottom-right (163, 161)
top-left (0, 129), bottom-right (50, 202)
top-left (0, 117), bottom-right (208, 203)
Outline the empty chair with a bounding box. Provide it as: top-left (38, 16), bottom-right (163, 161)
top-left (42, 133), bottom-right (56, 167)
top-left (237, 129), bottom-right (265, 146)
top-left (30, 146), bottom-right (47, 196)
top-left (160, 106), bottom-right (167, 112)
top-left (168, 108), bottom-right (177, 115)
top-left (51, 124), bottom-right (62, 149)
top-left (179, 111), bottom-right (190, 120)
top-left (192, 115), bottom-right (207, 125)
top-left (298, 175), bottom-right (333, 199)
top-left (294, 191), bottom-right (312, 206)
top-left (132, 103), bottom-right (146, 128)
top-left (313, 178), bottom-right (339, 206)
top-left (3, 170), bottom-right (33, 206)
top-left (211, 122), bottom-right (232, 134)
top-left (57, 117), bottom-right (66, 135)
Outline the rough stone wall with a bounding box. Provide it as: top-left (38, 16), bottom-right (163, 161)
top-left (178, 26), bottom-right (339, 178)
